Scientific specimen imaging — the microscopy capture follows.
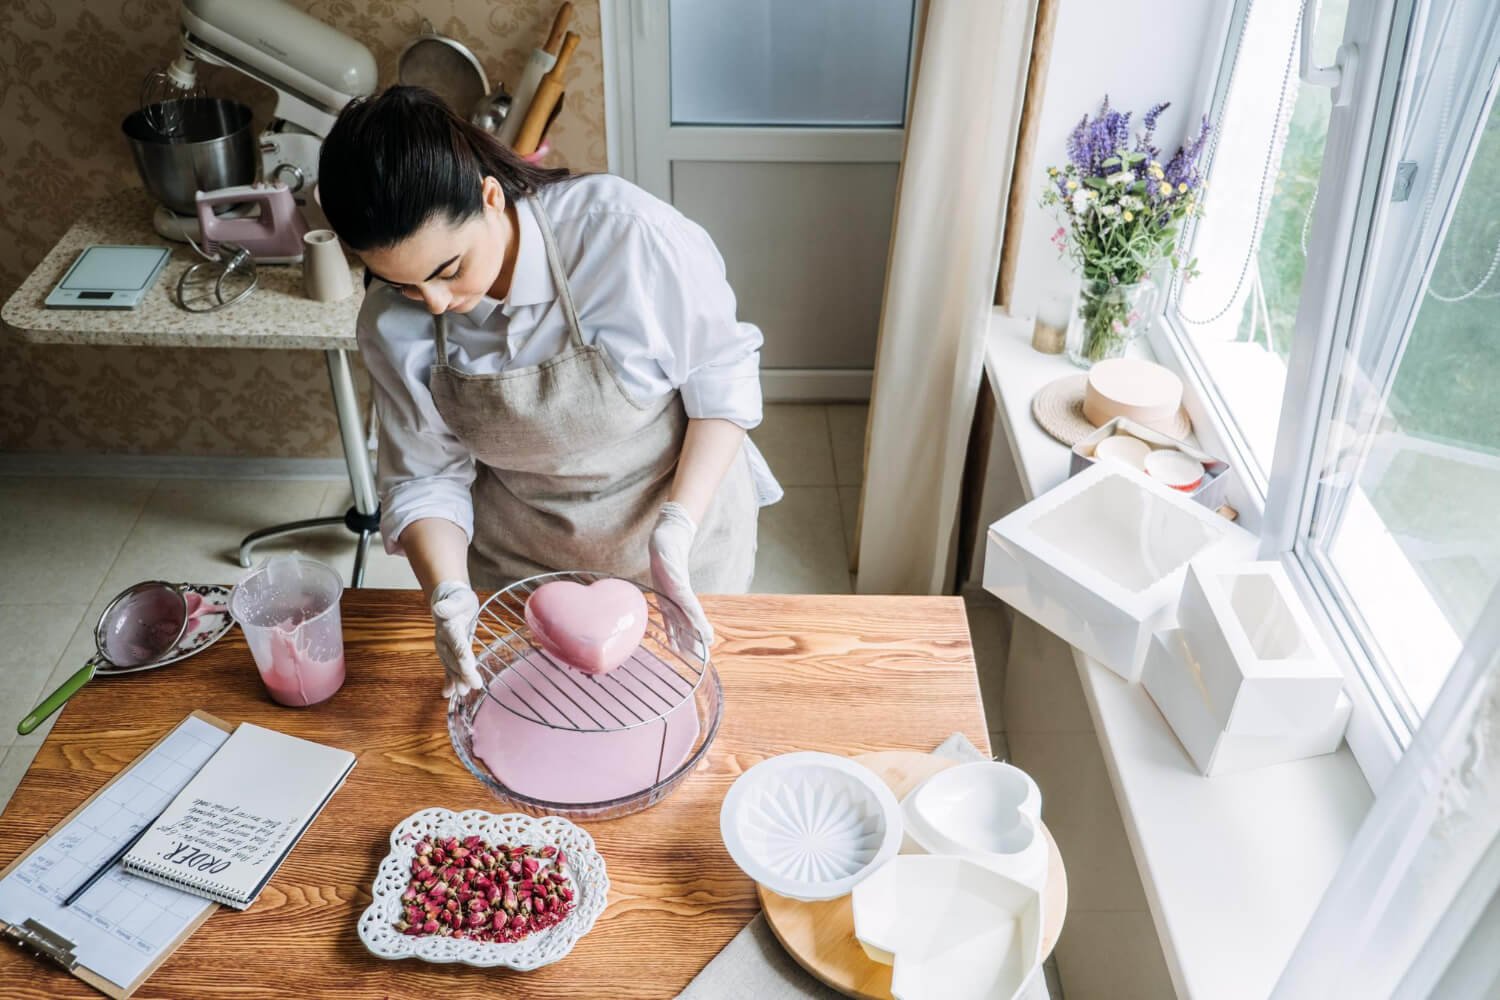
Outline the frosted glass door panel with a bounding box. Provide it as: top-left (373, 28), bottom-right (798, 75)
top-left (669, 0), bottom-right (915, 126)
top-left (672, 160), bottom-right (897, 368)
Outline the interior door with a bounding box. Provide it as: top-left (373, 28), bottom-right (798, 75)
top-left (611, 0), bottom-right (920, 401)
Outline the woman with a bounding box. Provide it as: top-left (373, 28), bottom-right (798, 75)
top-left (318, 87), bottom-right (780, 697)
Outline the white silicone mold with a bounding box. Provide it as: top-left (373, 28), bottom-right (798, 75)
top-left (719, 751), bottom-right (902, 902)
top-left (901, 762), bottom-right (1048, 892)
top-left (852, 855), bottom-right (1044, 1000)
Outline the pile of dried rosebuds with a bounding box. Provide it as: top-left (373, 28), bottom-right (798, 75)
top-left (395, 835), bottom-right (576, 943)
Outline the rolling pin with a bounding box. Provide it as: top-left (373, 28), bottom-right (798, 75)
top-left (512, 31), bottom-right (579, 156)
top-left (498, 2), bottom-right (573, 148)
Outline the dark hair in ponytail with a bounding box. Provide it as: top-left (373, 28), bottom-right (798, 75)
top-left (318, 85), bottom-right (571, 252)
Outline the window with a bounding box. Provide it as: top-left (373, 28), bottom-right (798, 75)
top-left (1156, 0), bottom-right (1500, 758)
top-left (1169, 0), bottom-right (1349, 487)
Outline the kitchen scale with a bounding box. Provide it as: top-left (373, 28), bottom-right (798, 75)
top-left (44, 244), bottom-right (171, 309)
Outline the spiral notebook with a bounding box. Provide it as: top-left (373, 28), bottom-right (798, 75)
top-left (120, 723), bottom-right (355, 910)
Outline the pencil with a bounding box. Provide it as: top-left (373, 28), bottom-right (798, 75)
top-left (62, 809), bottom-right (164, 907)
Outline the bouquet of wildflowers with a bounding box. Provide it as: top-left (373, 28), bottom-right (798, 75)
top-left (1041, 98), bottom-right (1211, 362)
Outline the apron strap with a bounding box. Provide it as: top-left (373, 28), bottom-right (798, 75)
top-left (434, 312), bottom-right (451, 365)
top-left (529, 196), bottom-right (586, 349)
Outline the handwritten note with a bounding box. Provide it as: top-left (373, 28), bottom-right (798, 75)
top-left (122, 723), bottom-right (354, 909)
top-left (149, 799), bottom-right (304, 875)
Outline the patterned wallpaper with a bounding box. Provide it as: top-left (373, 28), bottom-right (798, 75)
top-left (0, 0), bottom-right (605, 457)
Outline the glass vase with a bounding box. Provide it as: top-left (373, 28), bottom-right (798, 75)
top-left (1065, 279), bottom-right (1155, 368)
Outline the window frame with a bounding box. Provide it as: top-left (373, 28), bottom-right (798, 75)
top-left (1144, 0), bottom-right (1437, 786)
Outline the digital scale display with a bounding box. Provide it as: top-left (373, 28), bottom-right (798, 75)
top-left (45, 245), bottom-right (171, 310)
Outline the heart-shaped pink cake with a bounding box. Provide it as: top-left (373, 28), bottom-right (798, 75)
top-left (524, 578), bottom-right (648, 675)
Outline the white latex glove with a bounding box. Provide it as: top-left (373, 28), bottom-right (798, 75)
top-left (430, 580), bottom-right (483, 698)
top-left (649, 502), bottom-right (715, 652)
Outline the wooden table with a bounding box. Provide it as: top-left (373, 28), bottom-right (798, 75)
top-left (0, 591), bottom-right (990, 999)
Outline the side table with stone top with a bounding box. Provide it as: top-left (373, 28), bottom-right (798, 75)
top-left (1, 189), bottom-right (382, 586)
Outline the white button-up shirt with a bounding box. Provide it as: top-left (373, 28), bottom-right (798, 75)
top-left (358, 173), bottom-right (782, 554)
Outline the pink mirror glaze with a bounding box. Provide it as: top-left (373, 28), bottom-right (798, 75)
top-left (524, 579), bottom-right (648, 675)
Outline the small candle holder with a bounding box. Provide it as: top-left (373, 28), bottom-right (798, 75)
top-left (1032, 288), bottom-right (1072, 354)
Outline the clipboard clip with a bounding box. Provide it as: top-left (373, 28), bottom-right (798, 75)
top-left (4, 917), bottom-right (79, 970)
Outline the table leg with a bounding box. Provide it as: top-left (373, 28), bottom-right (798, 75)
top-left (235, 349), bottom-right (381, 586)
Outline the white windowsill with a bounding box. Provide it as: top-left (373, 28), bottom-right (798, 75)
top-left (982, 309), bottom-right (1373, 1000)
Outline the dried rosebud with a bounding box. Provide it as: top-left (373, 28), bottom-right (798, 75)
top-left (522, 857), bottom-right (540, 876)
top-left (510, 914), bottom-right (527, 931)
top-left (422, 919), bottom-right (439, 934)
top-left (431, 848), bottom-right (447, 864)
top-left (445, 898), bottom-right (460, 913)
top-left (503, 887), bottom-right (518, 912)
top-left (401, 886), bottom-right (419, 903)
top-left (467, 911), bottom-right (487, 928)
top-left (538, 845), bottom-right (558, 859)
top-left (464, 835), bottom-right (483, 851)
top-left (452, 847), bottom-right (471, 862)
top-left (414, 865), bottom-right (435, 882)
top-left (466, 897), bottom-right (486, 912)
top-left (534, 896), bottom-right (547, 914)
top-left (509, 860), bottom-right (523, 877)
top-left (492, 912), bottom-right (508, 931)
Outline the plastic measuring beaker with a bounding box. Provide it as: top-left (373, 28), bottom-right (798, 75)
top-left (229, 556), bottom-right (346, 707)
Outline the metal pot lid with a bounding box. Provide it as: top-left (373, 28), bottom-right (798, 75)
top-left (398, 20), bottom-right (489, 118)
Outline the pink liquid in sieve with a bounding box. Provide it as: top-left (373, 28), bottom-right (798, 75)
top-left (470, 649), bottom-right (701, 805)
top-left (253, 617), bottom-right (346, 707)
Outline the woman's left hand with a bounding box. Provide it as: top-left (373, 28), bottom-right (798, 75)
top-left (649, 502), bottom-right (714, 650)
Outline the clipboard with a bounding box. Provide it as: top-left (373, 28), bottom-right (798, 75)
top-left (0, 709), bottom-right (232, 999)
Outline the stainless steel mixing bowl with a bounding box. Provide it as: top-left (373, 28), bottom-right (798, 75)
top-left (123, 98), bottom-right (256, 215)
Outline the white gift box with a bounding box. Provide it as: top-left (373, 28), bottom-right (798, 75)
top-left (1142, 629), bottom-right (1352, 776)
top-left (1177, 560), bottom-right (1346, 735)
top-left (984, 462), bottom-right (1256, 681)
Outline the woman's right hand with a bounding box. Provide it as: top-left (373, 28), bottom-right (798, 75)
top-left (430, 580), bottom-right (483, 697)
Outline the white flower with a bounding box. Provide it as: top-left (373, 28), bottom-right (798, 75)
top-left (1097, 203), bottom-right (1121, 218)
top-left (1107, 170), bottom-right (1132, 185)
top-left (1071, 190), bottom-right (1091, 215)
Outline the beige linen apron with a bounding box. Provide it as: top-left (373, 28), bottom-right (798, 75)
top-left (428, 196), bottom-right (758, 592)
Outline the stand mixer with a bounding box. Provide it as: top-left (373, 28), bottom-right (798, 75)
top-left (140, 0), bottom-right (377, 247)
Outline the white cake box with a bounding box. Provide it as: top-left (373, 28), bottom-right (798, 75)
top-left (983, 462), bottom-right (1257, 681)
top-left (1142, 629), bottom-right (1352, 776)
top-left (1177, 559), bottom-right (1346, 735)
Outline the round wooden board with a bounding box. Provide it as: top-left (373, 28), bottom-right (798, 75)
top-left (757, 750), bottom-right (1069, 1000)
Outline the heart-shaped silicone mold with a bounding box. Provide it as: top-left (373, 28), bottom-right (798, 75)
top-left (524, 578), bottom-right (648, 676)
top-left (901, 762), bottom-right (1048, 892)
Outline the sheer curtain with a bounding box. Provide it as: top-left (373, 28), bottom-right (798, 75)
top-left (1272, 583), bottom-right (1500, 998)
top-left (856, 0), bottom-right (1035, 595)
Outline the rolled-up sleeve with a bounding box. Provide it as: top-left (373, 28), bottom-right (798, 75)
top-left (583, 213), bottom-right (766, 430)
top-left (358, 290), bottom-right (476, 556)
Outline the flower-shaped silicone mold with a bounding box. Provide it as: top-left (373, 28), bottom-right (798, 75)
top-left (719, 752), bottom-right (902, 902)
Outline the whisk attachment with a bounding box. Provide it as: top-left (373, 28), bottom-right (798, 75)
top-left (141, 52), bottom-right (204, 137)
top-left (177, 243), bottom-right (257, 313)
